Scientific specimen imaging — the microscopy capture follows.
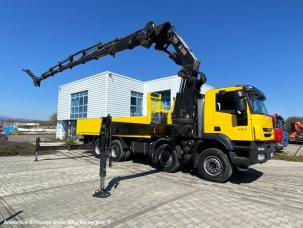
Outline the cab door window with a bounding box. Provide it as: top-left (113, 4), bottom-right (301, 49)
top-left (216, 91), bottom-right (236, 114)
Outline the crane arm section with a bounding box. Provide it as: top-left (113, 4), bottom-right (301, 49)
top-left (23, 22), bottom-right (204, 87)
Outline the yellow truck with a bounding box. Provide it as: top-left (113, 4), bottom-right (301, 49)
top-left (24, 21), bottom-right (274, 182)
top-left (77, 85), bottom-right (274, 182)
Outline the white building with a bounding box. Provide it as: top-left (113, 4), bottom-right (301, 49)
top-left (56, 71), bottom-right (213, 139)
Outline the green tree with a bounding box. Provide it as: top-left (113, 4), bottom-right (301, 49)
top-left (286, 116), bottom-right (303, 124)
top-left (49, 113), bottom-right (57, 126)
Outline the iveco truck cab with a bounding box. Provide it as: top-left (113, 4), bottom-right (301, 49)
top-left (203, 85), bottom-right (274, 171)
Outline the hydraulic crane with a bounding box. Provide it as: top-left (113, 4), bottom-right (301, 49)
top-left (23, 21), bottom-right (206, 138)
top-left (24, 21), bottom-right (275, 186)
top-left (23, 21), bottom-right (207, 197)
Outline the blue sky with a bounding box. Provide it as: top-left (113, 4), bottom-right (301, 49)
top-left (0, 0), bottom-right (302, 120)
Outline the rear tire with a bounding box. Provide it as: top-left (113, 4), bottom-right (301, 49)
top-left (197, 148), bottom-right (232, 183)
top-left (155, 144), bottom-right (180, 173)
top-left (93, 139), bottom-right (101, 158)
top-left (124, 149), bottom-right (131, 160)
top-left (110, 140), bottom-right (125, 162)
top-left (93, 139), bottom-right (125, 162)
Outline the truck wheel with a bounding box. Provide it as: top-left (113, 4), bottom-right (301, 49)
top-left (197, 148), bottom-right (232, 183)
top-left (275, 147), bottom-right (282, 152)
top-left (110, 140), bottom-right (125, 162)
top-left (93, 139), bottom-right (101, 158)
top-left (93, 139), bottom-right (125, 162)
top-left (155, 144), bottom-right (180, 173)
top-left (124, 149), bottom-right (131, 161)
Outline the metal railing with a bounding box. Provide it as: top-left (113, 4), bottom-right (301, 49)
top-left (34, 137), bottom-right (93, 162)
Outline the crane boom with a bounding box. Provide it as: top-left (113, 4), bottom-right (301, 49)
top-left (23, 21), bottom-right (207, 137)
top-left (23, 22), bottom-right (203, 87)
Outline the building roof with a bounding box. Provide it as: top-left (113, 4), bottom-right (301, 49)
top-left (58, 71), bottom-right (213, 89)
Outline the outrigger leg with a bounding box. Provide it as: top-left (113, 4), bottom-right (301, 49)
top-left (93, 115), bottom-right (112, 198)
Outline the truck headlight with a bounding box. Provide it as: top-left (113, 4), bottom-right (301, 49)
top-left (258, 154), bottom-right (265, 161)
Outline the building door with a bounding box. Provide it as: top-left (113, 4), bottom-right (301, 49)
top-left (67, 120), bottom-right (77, 141)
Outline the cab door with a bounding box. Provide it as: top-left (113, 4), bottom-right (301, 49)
top-left (212, 90), bottom-right (252, 141)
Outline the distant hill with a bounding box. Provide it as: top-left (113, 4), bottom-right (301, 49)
top-left (0, 115), bottom-right (10, 121)
top-left (0, 115), bottom-right (47, 123)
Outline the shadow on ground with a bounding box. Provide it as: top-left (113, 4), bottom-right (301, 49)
top-left (37, 151), bottom-right (263, 185)
top-left (229, 168), bottom-right (263, 184)
top-left (121, 156), bottom-right (263, 184)
top-left (105, 169), bottom-right (160, 192)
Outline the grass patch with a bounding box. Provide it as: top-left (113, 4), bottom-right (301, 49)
top-left (0, 142), bottom-right (56, 156)
top-left (273, 153), bottom-right (303, 162)
top-left (65, 140), bottom-right (77, 145)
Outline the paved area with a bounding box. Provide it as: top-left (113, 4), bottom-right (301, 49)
top-left (7, 135), bottom-right (56, 143)
top-left (0, 151), bottom-right (303, 227)
top-left (285, 143), bottom-right (303, 156)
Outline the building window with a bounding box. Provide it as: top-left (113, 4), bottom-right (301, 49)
top-left (130, 91), bottom-right (143, 116)
top-left (152, 90), bottom-right (171, 109)
top-left (216, 91), bottom-right (236, 114)
top-left (70, 91), bottom-right (88, 119)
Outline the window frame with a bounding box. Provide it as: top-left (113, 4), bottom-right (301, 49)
top-left (215, 91), bottom-right (237, 114)
top-left (247, 95), bottom-right (268, 115)
top-left (70, 90), bottom-right (88, 119)
top-left (130, 91), bottom-right (143, 116)
top-left (152, 90), bottom-right (171, 109)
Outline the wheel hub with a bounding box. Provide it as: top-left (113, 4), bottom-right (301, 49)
top-left (159, 150), bottom-right (172, 167)
top-left (95, 145), bottom-right (100, 155)
top-left (111, 145), bottom-right (118, 158)
top-left (203, 156), bottom-right (223, 176)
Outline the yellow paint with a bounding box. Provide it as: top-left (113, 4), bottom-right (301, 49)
top-left (77, 86), bottom-right (273, 143)
top-left (204, 86), bottom-right (274, 141)
top-left (251, 114), bottom-right (274, 141)
top-left (77, 118), bottom-right (101, 136)
top-left (76, 92), bottom-right (171, 136)
top-left (114, 135), bottom-right (151, 138)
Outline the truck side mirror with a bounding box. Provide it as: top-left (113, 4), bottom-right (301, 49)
top-left (235, 90), bottom-right (248, 126)
top-left (236, 90), bottom-right (247, 114)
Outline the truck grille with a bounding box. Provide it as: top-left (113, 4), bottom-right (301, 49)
top-left (263, 128), bottom-right (272, 133)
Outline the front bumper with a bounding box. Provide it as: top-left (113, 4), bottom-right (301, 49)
top-left (229, 142), bottom-right (275, 167)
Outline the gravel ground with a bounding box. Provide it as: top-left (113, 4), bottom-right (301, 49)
top-left (7, 134), bottom-right (56, 143)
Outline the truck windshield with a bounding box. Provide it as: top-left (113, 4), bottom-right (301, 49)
top-left (248, 96), bottom-right (268, 115)
top-left (277, 118), bottom-right (284, 129)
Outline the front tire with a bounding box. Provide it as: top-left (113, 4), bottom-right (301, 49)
top-left (197, 148), bottom-right (232, 183)
top-left (155, 144), bottom-right (180, 173)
